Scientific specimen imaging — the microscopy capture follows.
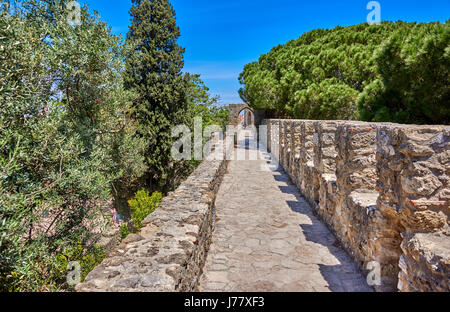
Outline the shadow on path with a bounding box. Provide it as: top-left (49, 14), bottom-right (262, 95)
top-left (276, 171), bottom-right (373, 292)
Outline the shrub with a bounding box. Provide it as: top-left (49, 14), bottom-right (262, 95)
top-left (2, 242), bottom-right (106, 292)
top-left (120, 224), bottom-right (130, 240)
top-left (128, 190), bottom-right (163, 230)
top-left (53, 244), bottom-right (106, 290)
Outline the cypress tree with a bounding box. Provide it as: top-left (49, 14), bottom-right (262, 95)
top-left (124, 0), bottom-right (189, 191)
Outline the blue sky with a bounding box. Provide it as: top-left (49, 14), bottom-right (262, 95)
top-left (82, 0), bottom-right (449, 105)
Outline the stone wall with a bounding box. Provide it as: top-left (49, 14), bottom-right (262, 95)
top-left (300, 121), bottom-right (318, 205)
top-left (314, 121), bottom-right (341, 236)
top-left (290, 121), bottom-right (302, 188)
top-left (76, 157), bottom-right (227, 292)
top-left (334, 122), bottom-right (381, 286)
top-left (265, 119), bottom-right (280, 163)
top-left (377, 125), bottom-right (450, 292)
top-left (283, 121), bottom-right (292, 176)
top-left (269, 119), bottom-right (450, 292)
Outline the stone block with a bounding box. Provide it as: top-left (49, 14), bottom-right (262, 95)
top-left (289, 121), bottom-right (302, 183)
top-left (336, 122), bottom-right (378, 194)
top-left (283, 120), bottom-right (293, 176)
top-left (398, 232), bottom-right (450, 292)
top-left (314, 121), bottom-right (343, 218)
top-left (376, 124), bottom-right (450, 292)
top-left (279, 120), bottom-right (286, 169)
top-left (299, 121), bottom-right (317, 204)
top-left (318, 173), bottom-right (338, 226)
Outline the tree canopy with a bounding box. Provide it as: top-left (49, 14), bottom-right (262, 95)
top-left (239, 21), bottom-right (450, 124)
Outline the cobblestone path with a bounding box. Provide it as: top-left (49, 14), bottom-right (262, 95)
top-left (199, 137), bottom-right (373, 292)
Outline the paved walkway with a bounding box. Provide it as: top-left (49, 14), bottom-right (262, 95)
top-left (199, 135), bottom-right (373, 292)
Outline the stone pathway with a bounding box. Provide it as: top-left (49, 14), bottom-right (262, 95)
top-left (198, 135), bottom-right (373, 292)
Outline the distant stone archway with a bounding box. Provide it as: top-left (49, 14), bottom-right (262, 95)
top-left (229, 104), bottom-right (265, 127)
top-left (229, 104), bottom-right (252, 127)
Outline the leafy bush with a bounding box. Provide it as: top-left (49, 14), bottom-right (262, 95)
top-left (128, 190), bottom-right (162, 230)
top-left (120, 224), bottom-right (131, 240)
top-left (53, 244), bottom-right (106, 290)
top-left (2, 242), bottom-right (105, 292)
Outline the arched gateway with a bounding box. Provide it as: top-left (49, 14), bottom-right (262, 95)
top-left (228, 103), bottom-right (265, 127)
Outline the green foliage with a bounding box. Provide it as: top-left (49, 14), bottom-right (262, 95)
top-left (0, 0), bottom-right (146, 291)
top-left (3, 241), bottom-right (105, 292)
top-left (120, 224), bottom-right (130, 240)
top-left (358, 21), bottom-right (450, 124)
top-left (186, 73), bottom-right (229, 130)
top-left (124, 0), bottom-right (191, 192)
top-left (0, 0), bottom-right (226, 292)
top-left (239, 21), bottom-right (449, 124)
top-left (124, 1), bottom-right (227, 193)
top-left (53, 244), bottom-right (106, 289)
top-left (183, 73), bottom-right (229, 169)
top-left (128, 190), bottom-right (162, 230)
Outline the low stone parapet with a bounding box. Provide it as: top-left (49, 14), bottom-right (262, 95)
top-left (279, 120), bottom-right (287, 169)
top-left (334, 122), bottom-right (383, 286)
top-left (264, 118), bottom-right (450, 292)
top-left (267, 119), bottom-right (280, 161)
top-left (398, 232), bottom-right (450, 292)
top-left (376, 124), bottom-right (450, 292)
top-left (283, 121), bottom-right (293, 175)
top-left (289, 121), bottom-right (302, 183)
top-left (300, 121), bottom-right (317, 205)
top-left (76, 158), bottom-right (227, 292)
top-left (313, 121), bottom-right (342, 225)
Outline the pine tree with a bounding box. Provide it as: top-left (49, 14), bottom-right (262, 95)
top-left (239, 21), bottom-right (449, 124)
top-left (124, 0), bottom-right (189, 191)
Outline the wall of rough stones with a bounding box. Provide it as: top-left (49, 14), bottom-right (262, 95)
top-left (266, 119), bottom-right (449, 292)
top-left (377, 124), bottom-right (450, 292)
top-left (290, 121), bottom-right (302, 188)
top-left (76, 157), bottom-right (227, 292)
